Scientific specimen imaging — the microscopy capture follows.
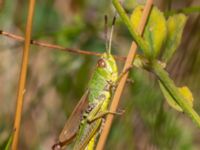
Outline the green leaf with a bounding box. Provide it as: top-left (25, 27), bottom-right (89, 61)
top-left (0, 130), bottom-right (15, 150)
top-left (159, 81), bottom-right (193, 112)
top-left (159, 81), bottom-right (182, 111)
top-left (130, 5), bottom-right (167, 58)
top-left (162, 14), bottom-right (187, 63)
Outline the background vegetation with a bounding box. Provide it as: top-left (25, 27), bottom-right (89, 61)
top-left (0, 0), bottom-right (200, 149)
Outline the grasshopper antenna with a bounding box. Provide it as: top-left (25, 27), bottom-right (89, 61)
top-left (108, 15), bottom-right (116, 54)
top-left (104, 15), bottom-right (109, 53)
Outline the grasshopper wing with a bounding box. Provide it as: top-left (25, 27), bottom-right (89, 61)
top-left (53, 90), bottom-right (89, 148)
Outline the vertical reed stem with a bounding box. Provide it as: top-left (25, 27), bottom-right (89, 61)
top-left (12, 0), bottom-right (35, 149)
top-left (96, 0), bottom-right (153, 149)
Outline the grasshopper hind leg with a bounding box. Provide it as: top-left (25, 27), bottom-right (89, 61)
top-left (86, 134), bottom-right (98, 150)
top-left (99, 117), bottom-right (106, 134)
top-left (86, 118), bottom-right (106, 150)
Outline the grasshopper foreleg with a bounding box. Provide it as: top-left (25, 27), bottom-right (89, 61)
top-left (87, 109), bottom-right (125, 123)
top-left (116, 65), bottom-right (133, 84)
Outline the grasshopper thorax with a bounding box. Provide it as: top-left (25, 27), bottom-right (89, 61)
top-left (96, 53), bottom-right (118, 83)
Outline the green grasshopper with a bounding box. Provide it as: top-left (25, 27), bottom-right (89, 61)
top-left (52, 16), bottom-right (128, 150)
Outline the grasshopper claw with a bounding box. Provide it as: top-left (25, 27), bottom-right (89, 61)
top-left (116, 109), bottom-right (125, 115)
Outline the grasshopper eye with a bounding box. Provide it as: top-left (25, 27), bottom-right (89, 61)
top-left (97, 59), bottom-right (106, 68)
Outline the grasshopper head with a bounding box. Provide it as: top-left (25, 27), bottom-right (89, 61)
top-left (96, 53), bottom-right (118, 83)
top-left (95, 16), bottom-right (118, 83)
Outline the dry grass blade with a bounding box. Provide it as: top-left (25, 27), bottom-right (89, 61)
top-left (12, 0), bottom-right (36, 149)
top-left (0, 30), bottom-right (126, 61)
top-left (96, 0), bottom-right (153, 149)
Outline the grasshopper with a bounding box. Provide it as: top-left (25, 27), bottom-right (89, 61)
top-left (52, 16), bottom-right (129, 150)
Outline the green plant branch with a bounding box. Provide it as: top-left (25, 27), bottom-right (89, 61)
top-left (113, 0), bottom-right (200, 128)
top-left (166, 6), bottom-right (200, 16)
top-left (151, 61), bottom-right (200, 128)
top-left (112, 0), bottom-right (150, 57)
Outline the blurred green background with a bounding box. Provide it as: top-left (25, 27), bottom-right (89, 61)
top-left (0, 0), bottom-right (200, 149)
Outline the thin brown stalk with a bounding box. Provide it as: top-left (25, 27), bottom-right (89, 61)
top-left (0, 30), bottom-right (126, 61)
top-left (96, 0), bottom-right (153, 149)
top-left (12, 0), bottom-right (35, 149)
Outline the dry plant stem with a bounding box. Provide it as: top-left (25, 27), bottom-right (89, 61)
top-left (0, 30), bottom-right (126, 61)
top-left (96, 0), bottom-right (153, 149)
top-left (12, 0), bottom-right (35, 149)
